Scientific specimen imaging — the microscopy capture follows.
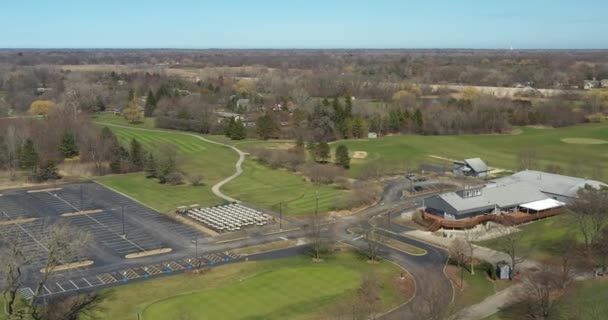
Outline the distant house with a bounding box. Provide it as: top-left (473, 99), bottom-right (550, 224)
top-left (367, 132), bottom-right (378, 139)
top-left (214, 111), bottom-right (245, 123)
top-left (584, 78), bottom-right (600, 90)
top-left (36, 87), bottom-right (52, 95)
top-left (272, 103), bottom-right (283, 111)
top-left (236, 99), bottom-right (250, 110)
top-left (601, 79), bottom-right (608, 88)
top-left (453, 158), bottom-right (488, 177)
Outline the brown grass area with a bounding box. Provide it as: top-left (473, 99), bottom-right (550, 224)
top-left (0, 217), bottom-right (37, 225)
top-left (41, 260), bottom-right (94, 273)
top-left (125, 248), bottom-right (172, 259)
top-left (233, 240), bottom-right (297, 256)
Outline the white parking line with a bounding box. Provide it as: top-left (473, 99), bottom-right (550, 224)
top-left (352, 235), bottom-right (364, 241)
top-left (43, 285), bottom-right (52, 294)
top-left (83, 277), bottom-right (92, 287)
top-left (56, 282), bottom-right (65, 292)
top-left (69, 280), bottom-right (79, 289)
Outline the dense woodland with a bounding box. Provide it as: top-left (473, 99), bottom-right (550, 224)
top-left (1, 49), bottom-right (608, 182)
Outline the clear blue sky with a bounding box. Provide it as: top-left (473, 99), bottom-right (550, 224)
top-left (2, 0), bottom-right (607, 49)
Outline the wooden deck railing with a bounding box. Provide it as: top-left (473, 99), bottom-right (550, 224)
top-left (424, 208), bottom-right (562, 231)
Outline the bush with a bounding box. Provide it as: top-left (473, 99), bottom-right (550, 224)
top-left (251, 148), bottom-right (305, 171)
top-left (165, 171), bottom-right (184, 186)
top-left (301, 163), bottom-right (345, 184)
top-left (188, 173), bottom-right (204, 186)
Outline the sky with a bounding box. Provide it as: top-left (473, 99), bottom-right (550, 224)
top-left (1, 0), bottom-right (607, 49)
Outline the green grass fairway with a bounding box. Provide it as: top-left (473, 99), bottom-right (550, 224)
top-left (95, 126), bottom-right (237, 212)
top-left (485, 279), bottom-right (608, 320)
top-left (476, 214), bottom-right (579, 263)
top-left (83, 252), bottom-right (409, 320)
top-left (93, 113), bottom-right (156, 128)
top-left (94, 120), bottom-right (347, 215)
top-left (223, 160), bottom-right (349, 215)
top-left (335, 123), bottom-right (608, 180)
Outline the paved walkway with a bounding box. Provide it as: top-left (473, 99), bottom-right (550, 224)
top-left (95, 123), bottom-right (246, 203)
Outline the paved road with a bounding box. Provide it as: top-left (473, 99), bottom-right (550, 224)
top-left (95, 122), bottom-right (245, 202)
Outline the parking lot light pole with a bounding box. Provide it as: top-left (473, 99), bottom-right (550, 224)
top-left (121, 205), bottom-right (126, 237)
top-left (279, 202), bottom-right (283, 230)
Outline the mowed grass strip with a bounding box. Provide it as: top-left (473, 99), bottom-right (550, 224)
top-left (476, 214), bottom-right (580, 263)
top-left (95, 127), bottom-right (237, 212)
top-left (222, 160), bottom-right (349, 215)
top-left (81, 252), bottom-right (409, 320)
top-left (335, 123), bottom-right (608, 180)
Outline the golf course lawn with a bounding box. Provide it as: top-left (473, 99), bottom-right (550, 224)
top-left (82, 252), bottom-right (410, 320)
top-left (94, 118), bottom-right (348, 215)
top-left (334, 123), bottom-right (608, 179)
top-left (95, 126), bottom-right (237, 212)
top-left (223, 160), bottom-right (349, 215)
top-left (476, 214), bottom-right (580, 263)
top-left (451, 265), bottom-right (498, 310)
top-left (483, 279), bottom-right (608, 320)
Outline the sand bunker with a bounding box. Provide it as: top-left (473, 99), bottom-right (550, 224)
top-left (561, 138), bottom-right (608, 145)
top-left (352, 151), bottom-right (368, 159)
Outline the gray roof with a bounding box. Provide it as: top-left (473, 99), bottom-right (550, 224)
top-left (464, 158), bottom-right (488, 173)
top-left (490, 170), bottom-right (607, 199)
top-left (430, 182), bottom-right (547, 216)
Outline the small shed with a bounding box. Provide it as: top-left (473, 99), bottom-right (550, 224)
top-left (496, 262), bottom-right (512, 280)
top-left (368, 132), bottom-right (378, 139)
top-left (453, 158), bottom-right (488, 177)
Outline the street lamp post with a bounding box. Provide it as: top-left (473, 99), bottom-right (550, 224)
top-left (279, 202), bottom-right (283, 230)
top-left (121, 205), bottom-right (126, 237)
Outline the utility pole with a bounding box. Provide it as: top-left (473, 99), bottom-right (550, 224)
top-left (315, 190), bottom-right (319, 215)
top-left (279, 202), bottom-right (283, 230)
top-left (80, 184), bottom-right (84, 211)
top-left (387, 211), bottom-right (391, 227)
top-left (195, 237), bottom-right (198, 260)
top-left (121, 205), bottom-right (126, 237)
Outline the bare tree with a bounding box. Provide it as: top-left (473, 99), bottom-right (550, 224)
top-left (569, 185), bottom-right (608, 253)
top-left (0, 222), bottom-right (92, 320)
top-left (509, 266), bottom-right (572, 319)
top-left (517, 149), bottom-right (538, 171)
top-left (309, 210), bottom-right (323, 261)
top-left (449, 238), bottom-right (469, 288)
top-left (43, 293), bottom-right (101, 320)
top-left (496, 221), bottom-right (525, 278)
top-left (357, 272), bottom-right (382, 319)
top-left (365, 228), bottom-right (384, 263)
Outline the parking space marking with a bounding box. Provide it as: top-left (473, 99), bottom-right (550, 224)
top-left (43, 285), bottom-right (52, 295)
top-left (69, 280), bottom-right (79, 289)
top-left (55, 282), bottom-right (65, 292)
top-left (97, 273), bottom-right (117, 284)
top-left (83, 278), bottom-right (92, 287)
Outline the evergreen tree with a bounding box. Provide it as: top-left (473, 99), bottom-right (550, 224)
top-left (144, 152), bottom-right (157, 178)
top-left (344, 95), bottom-right (353, 118)
top-left (256, 114), bottom-right (280, 140)
top-left (144, 90), bottom-right (157, 117)
top-left (19, 139), bottom-right (39, 170)
top-left (58, 132), bottom-right (79, 158)
top-left (110, 146), bottom-right (129, 174)
top-left (321, 98), bottom-right (330, 107)
top-left (225, 117), bottom-right (246, 140)
top-left (315, 142), bottom-right (331, 163)
top-left (413, 109), bottom-right (424, 129)
top-left (95, 95), bottom-right (106, 112)
top-left (157, 155), bottom-right (176, 184)
top-left (335, 145), bottom-right (350, 169)
top-left (31, 160), bottom-right (60, 182)
top-left (129, 138), bottom-right (144, 170)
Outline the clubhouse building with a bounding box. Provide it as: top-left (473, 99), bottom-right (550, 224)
top-left (424, 170), bottom-right (607, 229)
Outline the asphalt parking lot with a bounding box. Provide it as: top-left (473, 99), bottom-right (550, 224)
top-left (0, 182), bottom-right (231, 298)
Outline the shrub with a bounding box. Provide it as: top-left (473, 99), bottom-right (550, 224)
top-left (301, 163), bottom-right (345, 184)
top-left (166, 171), bottom-right (184, 186)
top-left (188, 173), bottom-right (204, 186)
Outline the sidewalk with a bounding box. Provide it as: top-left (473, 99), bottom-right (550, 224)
top-left (401, 229), bottom-right (539, 269)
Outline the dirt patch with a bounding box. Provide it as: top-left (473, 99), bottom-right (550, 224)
top-left (61, 209), bottom-right (103, 217)
top-left (233, 239), bottom-right (297, 256)
top-left (446, 265), bottom-right (469, 291)
top-left (0, 218), bottom-right (37, 226)
top-left (125, 248), bottom-right (172, 259)
top-left (394, 273), bottom-right (416, 301)
top-left (561, 138), bottom-right (608, 145)
top-left (27, 187), bottom-right (62, 193)
top-left (41, 260), bottom-right (94, 273)
top-left (352, 151), bottom-right (368, 159)
top-left (173, 214), bottom-right (220, 237)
